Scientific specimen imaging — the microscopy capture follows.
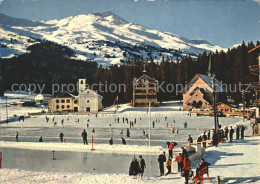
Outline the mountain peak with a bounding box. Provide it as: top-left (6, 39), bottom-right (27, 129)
top-left (91, 11), bottom-right (128, 24)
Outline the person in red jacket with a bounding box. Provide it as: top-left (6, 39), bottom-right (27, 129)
top-left (168, 142), bottom-right (174, 158)
top-left (183, 155), bottom-right (191, 184)
top-left (175, 153), bottom-right (183, 172)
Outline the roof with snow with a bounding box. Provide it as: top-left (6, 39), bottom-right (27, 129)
top-left (133, 74), bottom-right (158, 83)
top-left (181, 73), bottom-right (226, 94)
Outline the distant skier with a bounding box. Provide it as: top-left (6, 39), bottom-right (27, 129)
top-left (81, 129), bottom-right (88, 145)
top-left (229, 126), bottom-right (234, 142)
top-left (158, 151), bottom-right (166, 176)
top-left (138, 155), bottom-right (146, 177)
top-left (241, 125), bottom-right (245, 139)
top-left (16, 132), bottom-right (19, 142)
top-left (236, 125), bottom-right (240, 140)
top-left (59, 132), bottom-right (64, 142)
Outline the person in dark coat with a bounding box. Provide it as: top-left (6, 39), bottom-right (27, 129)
top-left (187, 135), bottom-right (193, 144)
top-left (241, 125), bottom-right (245, 139)
top-left (138, 155), bottom-right (146, 177)
top-left (129, 158), bottom-right (140, 176)
top-left (158, 151), bottom-right (166, 176)
top-left (16, 132), bottom-right (19, 142)
top-left (59, 132), bottom-right (64, 142)
top-left (39, 136), bottom-right (43, 142)
top-left (212, 130), bottom-right (218, 146)
top-left (236, 125), bottom-right (240, 140)
top-left (229, 126), bottom-right (234, 142)
top-left (181, 147), bottom-right (188, 158)
top-left (207, 130), bottom-right (211, 140)
top-left (109, 137), bottom-right (113, 145)
top-left (81, 129), bottom-right (88, 145)
top-left (126, 128), bottom-right (130, 138)
top-left (224, 126), bottom-right (228, 140)
top-left (197, 135), bottom-right (202, 143)
top-left (121, 137), bottom-right (126, 145)
top-left (202, 132), bottom-right (207, 148)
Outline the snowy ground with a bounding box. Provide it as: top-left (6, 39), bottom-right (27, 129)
top-left (0, 91), bottom-right (259, 183)
top-left (1, 136), bottom-right (259, 184)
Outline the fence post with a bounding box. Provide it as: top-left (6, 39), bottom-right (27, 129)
top-left (0, 152), bottom-right (2, 168)
top-left (91, 135), bottom-right (95, 151)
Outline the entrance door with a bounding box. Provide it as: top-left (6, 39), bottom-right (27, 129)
top-left (86, 107), bottom-right (90, 112)
top-left (74, 107), bottom-right (78, 112)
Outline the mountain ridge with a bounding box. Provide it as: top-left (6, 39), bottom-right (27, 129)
top-left (0, 11), bottom-right (225, 66)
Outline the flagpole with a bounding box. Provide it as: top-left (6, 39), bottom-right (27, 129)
top-left (149, 102), bottom-right (151, 147)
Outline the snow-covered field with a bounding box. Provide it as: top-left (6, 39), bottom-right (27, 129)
top-left (1, 136), bottom-right (259, 184)
top-left (0, 91), bottom-right (259, 183)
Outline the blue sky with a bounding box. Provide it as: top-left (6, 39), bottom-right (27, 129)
top-left (0, 0), bottom-right (259, 48)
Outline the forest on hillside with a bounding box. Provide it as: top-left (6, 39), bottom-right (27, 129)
top-left (0, 41), bottom-right (259, 107)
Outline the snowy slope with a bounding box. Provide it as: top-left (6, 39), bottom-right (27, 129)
top-left (0, 11), bottom-right (225, 66)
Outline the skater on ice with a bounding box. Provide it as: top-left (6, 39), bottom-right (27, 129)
top-left (175, 153), bottom-right (183, 172)
top-left (59, 132), bottom-right (64, 142)
top-left (187, 135), bottom-right (193, 144)
top-left (16, 132), bottom-right (18, 142)
top-left (121, 137), bottom-right (126, 145)
top-left (81, 129), bottom-right (88, 145)
top-left (182, 155), bottom-right (191, 184)
top-left (184, 121), bottom-right (188, 128)
top-left (236, 125), bottom-right (240, 140)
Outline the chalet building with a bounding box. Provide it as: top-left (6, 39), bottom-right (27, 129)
top-left (48, 79), bottom-right (103, 113)
top-left (132, 69), bottom-right (158, 107)
top-left (35, 94), bottom-right (53, 104)
top-left (248, 45), bottom-right (260, 118)
top-left (181, 74), bottom-right (226, 111)
top-left (216, 102), bottom-right (232, 113)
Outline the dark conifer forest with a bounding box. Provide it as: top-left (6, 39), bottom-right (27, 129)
top-left (0, 41), bottom-right (259, 107)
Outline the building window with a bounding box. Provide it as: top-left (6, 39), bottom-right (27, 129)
top-left (61, 99), bottom-right (65, 103)
top-left (61, 105), bottom-right (65, 109)
top-left (56, 100), bottom-right (60, 103)
top-left (67, 105), bottom-right (70, 108)
top-left (81, 80), bottom-right (84, 84)
top-left (56, 105), bottom-right (59, 109)
top-left (66, 99), bottom-right (70, 103)
top-left (74, 100), bottom-right (78, 104)
top-left (149, 89), bottom-right (154, 93)
top-left (87, 100), bottom-right (89, 103)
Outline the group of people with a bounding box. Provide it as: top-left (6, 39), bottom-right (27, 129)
top-left (224, 125), bottom-right (245, 142)
top-left (129, 155), bottom-right (146, 177)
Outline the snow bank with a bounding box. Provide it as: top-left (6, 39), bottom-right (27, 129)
top-left (0, 141), bottom-right (165, 155)
top-left (0, 169), bottom-right (183, 184)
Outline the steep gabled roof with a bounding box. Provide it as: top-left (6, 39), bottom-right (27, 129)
top-left (181, 73), bottom-right (226, 94)
top-left (133, 74), bottom-right (158, 83)
top-left (248, 45), bottom-right (260, 54)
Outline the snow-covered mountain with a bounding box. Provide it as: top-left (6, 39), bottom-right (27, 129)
top-left (0, 11), bottom-right (225, 66)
